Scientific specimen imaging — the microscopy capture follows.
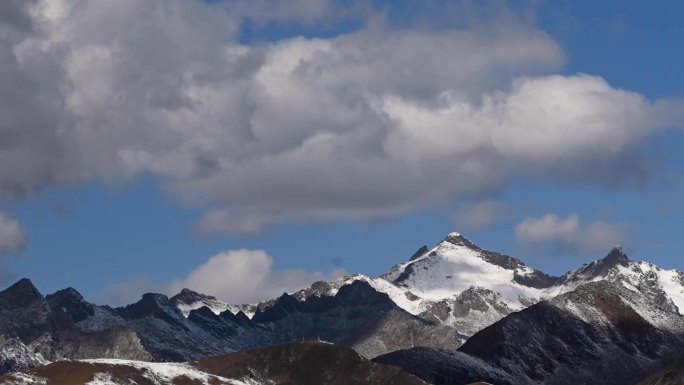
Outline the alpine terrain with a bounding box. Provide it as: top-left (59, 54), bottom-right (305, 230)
top-left (1, 233), bottom-right (684, 385)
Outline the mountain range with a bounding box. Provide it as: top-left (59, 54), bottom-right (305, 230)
top-left (1, 232), bottom-right (684, 384)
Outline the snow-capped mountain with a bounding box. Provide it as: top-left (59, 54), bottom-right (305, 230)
top-left (2, 230), bottom-right (684, 382)
top-left (548, 246), bottom-right (684, 315)
top-left (381, 232), bottom-right (555, 311)
top-left (344, 233), bottom-right (684, 337)
top-left (167, 232), bottom-right (684, 341)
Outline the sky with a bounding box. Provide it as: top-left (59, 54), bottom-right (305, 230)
top-left (0, 0), bottom-right (683, 306)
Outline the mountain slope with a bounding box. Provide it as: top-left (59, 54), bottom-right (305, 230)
top-left (247, 280), bottom-right (462, 358)
top-left (382, 233), bottom-right (557, 311)
top-left (637, 356), bottom-right (684, 385)
top-left (376, 280), bottom-right (684, 385)
top-left (0, 342), bottom-right (429, 385)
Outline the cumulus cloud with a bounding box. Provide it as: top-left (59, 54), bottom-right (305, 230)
top-left (455, 201), bottom-right (510, 230)
top-left (168, 249), bottom-right (345, 304)
top-left (516, 213), bottom-right (627, 256)
top-left (0, 213), bottom-right (28, 259)
top-left (0, 0), bottom-right (681, 235)
top-left (98, 249), bottom-right (345, 306)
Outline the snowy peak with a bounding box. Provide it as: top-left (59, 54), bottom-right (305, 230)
top-left (170, 288), bottom-right (230, 317)
top-left (441, 232), bottom-right (533, 273)
top-left (443, 232), bottom-right (480, 249)
top-left (546, 247), bottom-right (684, 317)
top-left (563, 246), bottom-right (630, 283)
top-left (600, 246), bottom-right (630, 268)
top-left (381, 232), bottom-right (558, 312)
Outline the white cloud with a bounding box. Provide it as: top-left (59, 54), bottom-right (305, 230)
top-left (0, 0), bottom-right (681, 235)
top-left (168, 249), bottom-right (345, 304)
top-left (97, 249), bottom-right (345, 306)
top-left (515, 213), bottom-right (627, 256)
top-left (0, 213), bottom-right (27, 258)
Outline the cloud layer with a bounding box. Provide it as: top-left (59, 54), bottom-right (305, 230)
top-left (516, 213), bottom-right (627, 256)
top-left (0, 0), bottom-right (681, 235)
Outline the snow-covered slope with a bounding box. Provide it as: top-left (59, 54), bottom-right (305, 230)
top-left (1, 342), bottom-right (427, 385)
top-left (546, 247), bottom-right (684, 316)
top-left (170, 288), bottom-right (232, 317)
top-left (378, 280), bottom-right (684, 385)
top-left (0, 337), bottom-right (48, 375)
top-left (83, 359), bottom-right (254, 385)
top-left (1, 359), bottom-right (259, 385)
top-left (382, 232), bottom-right (551, 310)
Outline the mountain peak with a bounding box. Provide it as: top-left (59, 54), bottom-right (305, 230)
top-left (1, 278), bottom-right (42, 299)
top-left (45, 287), bottom-right (96, 322)
top-left (0, 278), bottom-right (46, 311)
top-left (48, 287), bottom-right (85, 301)
top-left (603, 246), bottom-right (630, 266)
top-left (170, 288), bottom-right (218, 304)
top-left (565, 246), bottom-right (630, 283)
top-left (443, 232), bottom-right (479, 250)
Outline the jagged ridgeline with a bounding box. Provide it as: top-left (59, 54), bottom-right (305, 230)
top-left (1, 233), bottom-right (684, 385)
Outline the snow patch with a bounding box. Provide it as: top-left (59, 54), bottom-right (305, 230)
top-left (656, 268), bottom-right (684, 314)
top-left (85, 373), bottom-right (117, 385)
top-left (4, 373), bottom-right (48, 385)
top-left (81, 359), bottom-right (254, 385)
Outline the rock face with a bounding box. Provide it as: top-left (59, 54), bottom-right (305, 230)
top-left (0, 336), bottom-right (48, 375)
top-left (419, 287), bottom-right (513, 336)
top-left (0, 279), bottom-right (151, 375)
top-left (247, 280), bottom-right (461, 358)
top-left (376, 281), bottom-right (684, 385)
top-left (0, 341), bottom-right (429, 385)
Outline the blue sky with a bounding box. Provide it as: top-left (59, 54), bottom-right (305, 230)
top-left (1, 0), bottom-right (683, 305)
